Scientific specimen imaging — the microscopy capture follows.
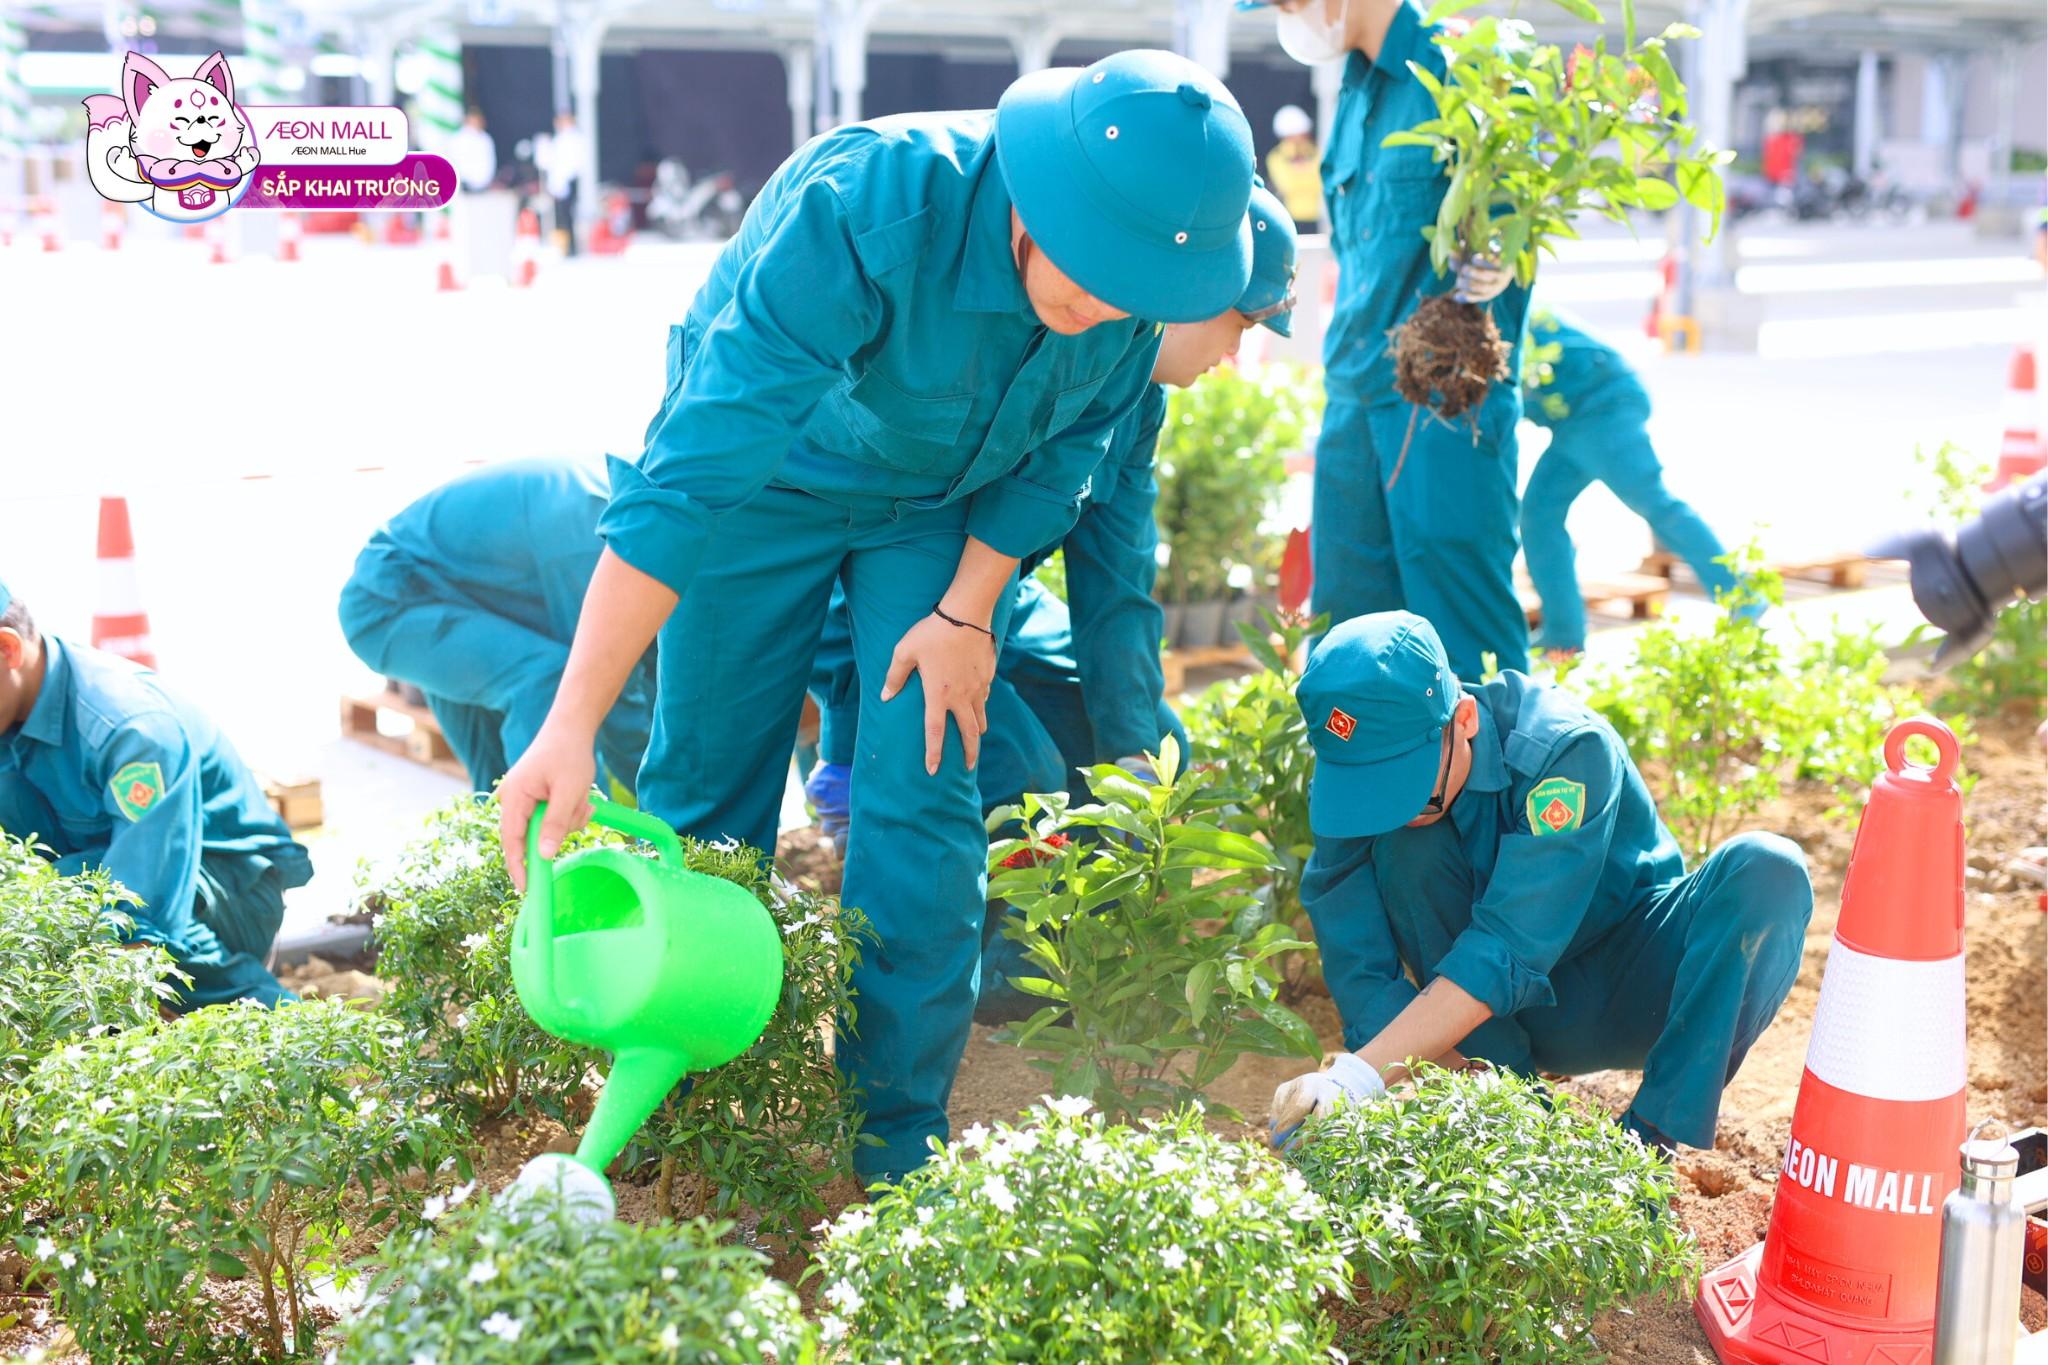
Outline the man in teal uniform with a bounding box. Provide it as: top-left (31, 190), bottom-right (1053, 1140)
top-left (1267, 611), bottom-right (1812, 1156)
top-left (805, 183), bottom-right (1302, 821)
top-left (1247, 0), bottom-right (1532, 680)
top-left (0, 580), bottom-right (310, 1009)
top-left (495, 51), bottom-right (1258, 1184)
top-left (337, 457), bottom-right (656, 797)
top-left (1520, 312), bottom-right (1739, 655)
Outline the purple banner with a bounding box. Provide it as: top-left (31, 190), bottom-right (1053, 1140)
top-left (238, 155), bottom-right (456, 210)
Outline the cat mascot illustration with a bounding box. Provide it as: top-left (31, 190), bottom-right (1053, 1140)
top-left (84, 51), bottom-right (261, 222)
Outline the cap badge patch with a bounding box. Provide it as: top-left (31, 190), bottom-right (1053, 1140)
top-left (1526, 776), bottom-right (1586, 837)
top-left (1325, 707), bottom-right (1357, 741)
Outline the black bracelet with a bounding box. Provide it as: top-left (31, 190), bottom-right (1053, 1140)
top-left (932, 604), bottom-right (995, 639)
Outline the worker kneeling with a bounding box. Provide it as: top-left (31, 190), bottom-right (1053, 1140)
top-left (1269, 611), bottom-right (1812, 1156)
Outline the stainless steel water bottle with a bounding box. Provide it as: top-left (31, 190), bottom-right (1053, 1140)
top-left (1933, 1123), bottom-right (2026, 1365)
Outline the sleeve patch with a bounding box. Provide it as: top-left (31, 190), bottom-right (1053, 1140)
top-left (1526, 776), bottom-right (1586, 836)
top-left (110, 760), bottom-right (166, 822)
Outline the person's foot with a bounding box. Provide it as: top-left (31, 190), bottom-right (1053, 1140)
top-left (803, 762), bottom-right (850, 859)
top-left (1620, 1107), bottom-right (1679, 1162)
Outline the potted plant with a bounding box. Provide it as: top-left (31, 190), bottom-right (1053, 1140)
top-left (1387, 0), bottom-right (1728, 421)
top-left (1153, 363), bottom-right (1317, 647)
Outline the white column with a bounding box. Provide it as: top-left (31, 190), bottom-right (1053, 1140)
top-left (361, 28), bottom-right (398, 107)
top-left (785, 44), bottom-right (814, 152)
top-left (1919, 54), bottom-right (1951, 165)
top-left (1852, 49), bottom-right (1880, 178)
top-left (828, 1), bottom-right (870, 127)
top-left (1989, 46), bottom-right (2018, 179)
top-left (239, 0), bottom-right (286, 105)
top-left (1011, 24), bottom-right (1060, 76)
top-left (567, 10), bottom-right (603, 227)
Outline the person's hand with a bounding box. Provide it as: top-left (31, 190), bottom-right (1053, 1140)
top-left (1268, 1052), bottom-right (1387, 1150)
top-left (497, 723), bottom-right (598, 892)
top-left (881, 613), bottom-right (996, 775)
top-left (1452, 253), bottom-right (1513, 304)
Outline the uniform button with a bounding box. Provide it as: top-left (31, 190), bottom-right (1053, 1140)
top-left (1337, 183), bottom-right (1348, 195)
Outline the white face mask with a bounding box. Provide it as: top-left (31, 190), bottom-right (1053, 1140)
top-left (1275, 0), bottom-right (1351, 65)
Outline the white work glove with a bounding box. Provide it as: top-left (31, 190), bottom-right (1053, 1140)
top-left (1268, 1052), bottom-right (1387, 1150)
top-left (1452, 253), bottom-right (1513, 304)
top-left (499, 1153), bottom-right (616, 1226)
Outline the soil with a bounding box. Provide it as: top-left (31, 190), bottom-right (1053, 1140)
top-left (4, 714), bottom-right (2039, 1362)
top-left (1391, 293), bottom-right (1511, 421)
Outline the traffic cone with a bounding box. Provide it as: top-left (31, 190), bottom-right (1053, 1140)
top-left (1697, 716), bottom-right (1969, 1365)
top-left (1984, 345), bottom-right (2043, 492)
top-left (100, 200), bottom-right (124, 250)
top-left (91, 497), bottom-right (158, 670)
top-left (207, 219), bottom-right (229, 265)
top-left (277, 211), bottom-right (301, 263)
top-left (37, 197), bottom-right (59, 252)
top-left (513, 207), bottom-right (540, 288)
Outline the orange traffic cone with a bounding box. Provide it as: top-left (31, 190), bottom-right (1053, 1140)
top-left (1985, 345), bottom-right (2043, 492)
top-left (1697, 716), bottom-right (1968, 1364)
top-left (432, 212), bottom-right (462, 292)
top-left (100, 200), bottom-right (124, 250)
top-left (206, 219), bottom-right (230, 265)
top-left (277, 211), bottom-right (301, 263)
top-left (91, 497), bottom-right (158, 670)
top-left (513, 207), bottom-right (540, 288)
top-left (37, 196), bottom-right (60, 252)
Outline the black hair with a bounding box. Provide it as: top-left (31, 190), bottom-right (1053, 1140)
top-left (1, 596), bottom-right (38, 645)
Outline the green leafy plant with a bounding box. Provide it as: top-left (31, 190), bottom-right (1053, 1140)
top-left (1909, 441), bottom-right (2047, 720)
top-left (1520, 308), bottom-right (1572, 421)
top-left (10, 999), bottom-right (469, 1363)
top-left (810, 1099), bottom-right (1350, 1362)
top-left (623, 864), bottom-right (871, 1249)
top-left (1784, 617), bottom-right (1977, 813)
top-left (339, 1185), bottom-right (815, 1365)
top-left (0, 831), bottom-right (178, 1091)
top-left (986, 737), bottom-right (1320, 1122)
top-left (1387, 0), bottom-right (1729, 417)
top-left (1290, 1064), bottom-right (1695, 1361)
top-left (1185, 609), bottom-right (1325, 1000)
top-left (367, 794), bottom-right (613, 1122)
top-left (1154, 362), bottom-right (1319, 607)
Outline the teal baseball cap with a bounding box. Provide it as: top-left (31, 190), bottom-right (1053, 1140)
top-left (996, 49), bottom-right (1255, 323)
top-left (0, 576), bottom-right (10, 618)
top-left (1297, 612), bottom-right (1461, 839)
top-left (1238, 182), bottom-right (1298, 337)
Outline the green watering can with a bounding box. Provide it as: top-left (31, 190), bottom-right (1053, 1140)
top-left (511, 798), bottom-right (784, 1185)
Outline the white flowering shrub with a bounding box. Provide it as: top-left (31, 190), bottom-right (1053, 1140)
top-left (1287, 1064), bottom-right (1696, 1362)
top-left (339, 1186), bottom-right (816, 1364)
top-left (623, 878), bottom-right (870, 1248)
top-left (811, 1100), bottom-right (1350, 1362)
top-left (9, 999), bottom-right (469, 1363)
top-left (369, 795), bottom-right (616, 1121)
top-left (0, 830), bottom-right (178, 1090)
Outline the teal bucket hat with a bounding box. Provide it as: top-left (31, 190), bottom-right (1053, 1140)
top-left (1238, 182), bottom-right (1298, 337)
top-left (1297, 612), bottom-right (1461, 839)
top-left (996, 49), bottom-right (1255, 323)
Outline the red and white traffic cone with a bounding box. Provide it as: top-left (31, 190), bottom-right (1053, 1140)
top-left (1984, 344), bottom-right (2043, 492)
top-left (1697, 717), bottom-right (1969, 1364)
top-left (513, 207), bottom-right (540, 288)
top-left (206, 218), bottom-right (230, 265)
top-left (277, 211), bottom-right (301, 263)
top-left (433, 221), bottom-right (462, 292)
top-left (91, 497), bottom-right (158, 670)
top-left (37, 196), bottom-right (60, 252)
top-left (100, 200), bottom-right (124, 250)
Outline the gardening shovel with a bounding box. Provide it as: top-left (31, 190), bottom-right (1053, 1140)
top-left (504, 798), bottom-right (783, 1219)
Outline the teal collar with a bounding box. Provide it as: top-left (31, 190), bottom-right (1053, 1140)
top-left (955, 158), bottom-right (1031, 316)
top-left (1450, 701), bottom-right (1508, 834)
top-left (16, 635), bottom-right (69, 748)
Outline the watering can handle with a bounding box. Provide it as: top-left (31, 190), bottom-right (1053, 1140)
top-left (525, 797), bottom-right (688, 877)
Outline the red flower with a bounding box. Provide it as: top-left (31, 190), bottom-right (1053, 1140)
top-left (1000, 832), bottom-right (1072, 868)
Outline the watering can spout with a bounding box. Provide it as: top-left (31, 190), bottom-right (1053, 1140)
top-left (573, 1047), bottom-right (692, 1176)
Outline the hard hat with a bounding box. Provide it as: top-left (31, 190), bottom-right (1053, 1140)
top-left (1237, 182), bottom-right (1298, 337)
top-left (997, 49), bottom-right (1255, 323)
top-left (1272, 104), bottom-right (1313, 139)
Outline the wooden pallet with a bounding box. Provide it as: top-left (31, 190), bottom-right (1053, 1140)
top-left (339, 692), bottom-right (467, 779)
top-left (1521, 572), bottom-right (1669, 627)
top-left (259, 775), bottom-right (325, 831)
top-left (1774, 552), bottom-right (1868, 590)
top-left (1161, 642), bottom-right (1253, 696)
